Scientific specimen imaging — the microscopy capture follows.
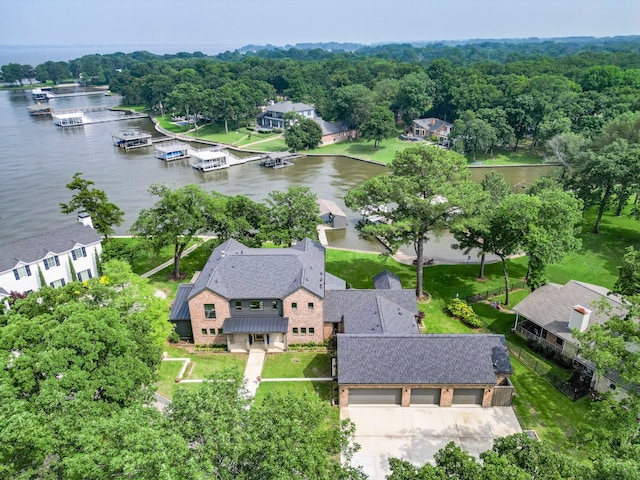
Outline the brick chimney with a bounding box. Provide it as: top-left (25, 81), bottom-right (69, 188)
top-left (78, 212), bottom-right (93, 228)
top-left (568, 305), bottom-right (591, 332)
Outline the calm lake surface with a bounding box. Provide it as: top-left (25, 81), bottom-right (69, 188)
top-left (0, 89), bottom-right (558, 253)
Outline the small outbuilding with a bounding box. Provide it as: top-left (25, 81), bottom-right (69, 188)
top-left (318, 199), bottom-right (347, 229)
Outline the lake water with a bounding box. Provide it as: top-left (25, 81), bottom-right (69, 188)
top-left (0, 89), bottom-right (559, 254)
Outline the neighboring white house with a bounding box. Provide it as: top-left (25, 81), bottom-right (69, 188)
top-left (256, 101), bottom-right (315, 130)
top-left (0, 213), bottom-right (102, 298)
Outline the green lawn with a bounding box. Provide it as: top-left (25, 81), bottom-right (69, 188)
top-left (156, 347), bottom-right (247, 399)
top-left (254, 381), bottom-right (332, 405)
top-left (189, 124), bottom-right (281, 146)
top-left (261, 352), bottom-right (331, 378)
top-left (465, 147), bottom-right (544, 166)
top-left (312, 136), bottom-right (408, 164)
top-left (156, 116), bottom-right (193, 134)
top-left (510, 358), bottom-right (592, 456)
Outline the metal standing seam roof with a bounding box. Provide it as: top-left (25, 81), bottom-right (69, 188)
top-left (169, 284), bottom-right (194, 321)
top-left (222, 316), bottom-right (289, 333)
top-left (337, 334), bottom-right (512, 385)
top-left (0, 223), bottom-right (101, 273)
top-left (189, 238), bottom-right (326, 300)
top-left (512, 280), bottom-right (626, 343)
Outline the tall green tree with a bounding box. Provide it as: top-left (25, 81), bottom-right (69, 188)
top-left (332, 83), bottom-right (375, 131)
top-left (613, 246), bottom-right (640, 296)
top-left (262, 187), bottom-right (320, 246)
top-left (360, 106), bottom-right (397, 149)
top-left (345, 144), bottom-right (481, 298)
top-left (60, 172), bottom-right (124, 239)
top-left (284, 117), bottom-right (323, 151)
top-left (396, 71), bottom-right (434, 125)
top-left (452, 171), bottom-right (511, 279)
top-left (131, 184), bottom-right (214, 278)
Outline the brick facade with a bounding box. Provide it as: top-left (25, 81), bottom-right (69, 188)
top-left (189, 290), bottom-right (230, 346)
top-left (283, 288), bottom-right (324, 344)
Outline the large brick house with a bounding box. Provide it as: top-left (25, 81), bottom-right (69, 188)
top-left (170, 240), bottom-right (514, 406)
top-left (0, 213), bottom-right (102, 299)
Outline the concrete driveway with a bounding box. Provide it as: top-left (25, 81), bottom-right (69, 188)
top-left (341, 406), bottom-right (522, 480)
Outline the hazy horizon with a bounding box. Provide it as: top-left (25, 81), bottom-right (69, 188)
top-left (1, 0), bottom-right (638, 57)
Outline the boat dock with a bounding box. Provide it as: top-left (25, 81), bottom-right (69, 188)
top-left (154, 141), bottom-right (191, 161)
top-left (191, 146), bottom-right (265, 171)
top-left (27, 103), bottom-right (53, 116)
top-left (52, 108), bottom-right (148, 127)
top-left (259, 151), bottom-right (301, 168)
top-left (112, 130), bottom-right (153, 150)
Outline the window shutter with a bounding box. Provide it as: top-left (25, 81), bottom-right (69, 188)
top-left (61, 279), bottom-right (65, 286)
top-left (25, 265), bottom-right (31, 276)
top-left (13, 269), bottom-right (19, 280)
top-left (55, 256), bottom-right (60, 266)
top-left (71, 249), bottom-right (77, 260)
top-left (82, 247), bottom-right (86, 257)
top-left (88, 270), bottom-right (92, 279)
top-left (44, 260), bottom-right (50, 270)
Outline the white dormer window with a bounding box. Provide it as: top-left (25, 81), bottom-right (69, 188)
top-left (43, 255), bottom-right (60, 270)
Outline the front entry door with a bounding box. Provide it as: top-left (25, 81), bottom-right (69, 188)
top-left (254, 334), bottom-right (264, 342)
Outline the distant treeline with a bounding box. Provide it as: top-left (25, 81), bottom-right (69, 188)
top-left (3, 37), bottom-right (639, 148)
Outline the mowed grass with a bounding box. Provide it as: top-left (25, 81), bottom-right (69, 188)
top-left (464, 147), bottom-right (545, 166)
top-left (510, 358), bottom-right (592, 456)
top-left (190, 124), bottom-right (281, 146)
top-left (157, 347), bottom-right (247, 399)
top-left (261, 352), bottom-right (331, 378)
top-left (254, 381), bottom-right (333, 405)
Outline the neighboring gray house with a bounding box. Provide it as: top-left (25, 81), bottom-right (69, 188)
top-left (318, 199), bottom-right (347, 229)
top-left (0, 214), bottom-right (102, 298)
top-left (256, 101), bottom-right (355, 145)
top-left (256, 101), bottom-right (315, 130)
top-left (513, 280), bottom-right (635, 397)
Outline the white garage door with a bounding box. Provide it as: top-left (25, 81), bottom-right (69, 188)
top-left (348, 388), bottom-right (402, 405)
top-left (410, 388), bottom-right (441, 405)
top-left (452, 388), bottom-right (484, 405)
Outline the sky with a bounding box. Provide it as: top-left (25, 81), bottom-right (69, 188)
top-left (1, 0), bottom-right (639, 58)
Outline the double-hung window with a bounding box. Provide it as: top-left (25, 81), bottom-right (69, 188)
top-left (77, 269), bottom-right (93, 281)
top-left (13, 265), bottom-right (31, 280)
top-left (50, 279), bottom-right (66, 288)
top-left (71, 247), bottom-right (87, 260)
top-left (43, 255), bottom-right (60, 270)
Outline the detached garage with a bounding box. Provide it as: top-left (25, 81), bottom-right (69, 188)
top-left (337, 334), bottom-right (513, 407)
top-left (348, 388), bottom-right (402, 405)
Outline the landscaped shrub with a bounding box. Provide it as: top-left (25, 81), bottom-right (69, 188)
top-left (446, 298), bottom-right (483, 328)
top-left (168, 331), bottom-right (180, 343)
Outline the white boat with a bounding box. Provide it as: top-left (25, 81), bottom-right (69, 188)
top-left (31, 88), bottom-right (52, 101)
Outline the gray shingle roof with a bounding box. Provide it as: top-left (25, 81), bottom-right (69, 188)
top-left (325, 289), bottom-right (419, 334)
top-left (413, 117), bottom-right (453, 133)
top-left (265, 101), bottom-right (314, 114)
top-left (189, 238), bottom-right (326, 300)
top-left (222, 316), bottom-right (289, 333)
top-left (312, 117), bottom-right (351, 135)
top-left (169, 284), bottom-right (193, 321)
top-left (337, 334), bottom-right (511, 385)
top-left (373, 270), bottom-right (402, 290)
top-left (317, 199), bottom-right (346, 218)
top-left (325, 272), bottom-right (347, 290)
top-left (0, 223), bottom-right (101, 273)
top-left (512, 280), bottom-right (626, 343)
